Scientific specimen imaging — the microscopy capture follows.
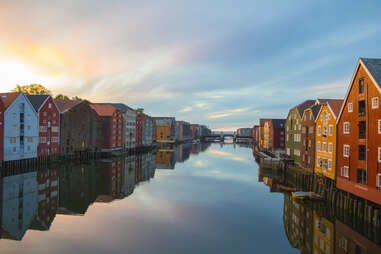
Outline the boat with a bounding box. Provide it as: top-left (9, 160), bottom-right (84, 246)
top-left (291, 191), bottom-right (323, 201)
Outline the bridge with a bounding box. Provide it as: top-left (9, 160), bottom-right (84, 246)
top-left (203, 134), bottom-right (253, 143)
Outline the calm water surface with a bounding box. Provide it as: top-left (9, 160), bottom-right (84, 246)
top-left (0, 143), bottom-right (379, 254)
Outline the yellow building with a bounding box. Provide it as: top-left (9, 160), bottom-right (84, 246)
top-left (315, 100), bottom-right (343, 180)
top-left (263, 121), bottom-right (270, 149)
top-left (156, 125), bottom-right (173, 142)
top-left (313, 211), bottom-right (334, 254)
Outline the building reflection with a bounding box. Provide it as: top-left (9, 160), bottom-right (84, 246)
top-left (268, 169), bottom-right (381, 253)
top-left (0, 143), bottom-right (211, 242)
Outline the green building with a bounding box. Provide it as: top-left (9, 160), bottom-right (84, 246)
top-left (285, 100), bottom-right (315, 165)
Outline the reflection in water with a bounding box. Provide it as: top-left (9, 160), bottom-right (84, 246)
top-left (259, 164), bottom-right (381, 254)
top-left (0, 142), bottom-right (211, 242)
top-left (0, 142), bottom-right (378, 254)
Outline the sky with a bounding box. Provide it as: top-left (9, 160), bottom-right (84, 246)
top-left (0, 0), bottom-right (381, 131)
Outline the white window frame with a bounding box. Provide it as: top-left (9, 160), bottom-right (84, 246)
top-left (329, 125), bottom-right (333, 136)
top-left (378, 147), bottom-right (381, 162)
top-left (372, 97), bottom-right (379, 109)
top-left (378, 120), bottom-right (381, 134)
top-left (328, 142), bottom-right (333, 153)
top-left (317, 141), bottom-right (321, 151)
top-left (317, 126), bottom-right (321, 136)
top-left (344, 145), bottom-right (350, 158)
top-left (341, 166), bottom-right (349, 178)
top-left (348, 103), bottom-right (353, 112)
top-left (328, 159), bottom-right (332, 170)
top-left (316, 156), bottom-right (320, 167)
top-left (322, 142), bottom-right (326, 152)
top-left (343, 122), bottom-right (350, 134)
top-left (377, 174), bottom-right (381, 187)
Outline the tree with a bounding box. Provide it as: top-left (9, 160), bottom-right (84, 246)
top-left (55, 94), bottom-right (70, 100)
top-left (11, 84), bottom-right (51, 95)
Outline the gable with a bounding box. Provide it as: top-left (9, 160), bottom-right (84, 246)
top-left (338, 58), bottom-right (381, 122)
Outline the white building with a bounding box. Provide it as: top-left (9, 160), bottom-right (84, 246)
top-left (0, 93), bottom-right (38, 161)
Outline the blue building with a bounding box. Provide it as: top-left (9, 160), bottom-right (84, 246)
top-left (0, 93), bottom-right (38, 161)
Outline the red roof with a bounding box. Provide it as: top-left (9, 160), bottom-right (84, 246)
top-left (54, 99), bottom-right (83, 113)
top-left (326, 99), bottom-right (344, 117)
top-left (0, 92), bottom-right (21, 109)
top-left (90, 104), bottom-right (118, 116)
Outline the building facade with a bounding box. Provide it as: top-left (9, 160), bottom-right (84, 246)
top-left (259, 119), bottom-right (272, 149)
top-left (237, 128), bottom-right (252, 136)
top-left (136, 111), bottom-right (154, 148)
top-left (90, 104), bottom-right (123, 151)
top-left (154, 117), bottom-right (177, 143)
top-left (56, 100), bottom-right (101, 154)
top-left (0, 93), bottom-right (38, 161)
top-left (252, 125), bottom-right (259, 143)
top-left (337, 58), bottom-right (381, 205)
top-left (300, 105), bottom-right (321, 172)
top-left (176, 121), bottom-right (191, 142)
top-left (285, 100), bottom-right (315, 165)
top-left (27, 95), bottom-right (60, 157)
top-left (314, 101), bottom-right (343, 180)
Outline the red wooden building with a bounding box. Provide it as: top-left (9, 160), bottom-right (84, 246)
top-left (90, 104), bottom-right (123, 151)
top-left (27, 95), bottom-right (60, 156)
top-left (0, 97), bottom-right (4, 162)
top-left (337, 58), bottom-right (381, 205)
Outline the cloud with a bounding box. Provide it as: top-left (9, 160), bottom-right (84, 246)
top-left (208, 113), bottom-right (232, 119)
top-left (179, 106), bottom-right (193, 112)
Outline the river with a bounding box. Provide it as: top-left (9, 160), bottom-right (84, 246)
top-left (0, 143), bottom-right (379, 253)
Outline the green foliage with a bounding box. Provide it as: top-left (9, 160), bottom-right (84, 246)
top-left (54, 94), bottom-right (70, 100)
top-left (12, 84), bottom-right (51, 95)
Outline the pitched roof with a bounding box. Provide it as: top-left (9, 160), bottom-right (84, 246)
top-left (310, 104), bottom-right (322, 119)
top-left (90, 104), bottom-right (118, 116)
top-left (55, 99), bottom-right (83, 113)
top-left (296, 100), bottom-right (315, 116)
top-left (0, 92), bottom-right (21, 109)
top-left (326, 99), bottom-right (344, 117)
top-left (93, 103), bottom-right (134, 113)
top-left (26, 94), bottom-right (50, 112)
top-left (361, 58), bottom-right (381, 87)
top-left (271, 119), bottom-right (286, 129)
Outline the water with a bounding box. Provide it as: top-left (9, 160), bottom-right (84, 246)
top-left (0, 143), bottom-right (380, 254)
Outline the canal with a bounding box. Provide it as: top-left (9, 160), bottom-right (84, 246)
top-left (0, 143), bottom-right (380, 253)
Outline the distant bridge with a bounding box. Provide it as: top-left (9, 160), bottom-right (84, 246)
top-left (203, 134), bottom-right (253, 143)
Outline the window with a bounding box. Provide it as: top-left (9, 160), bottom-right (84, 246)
top-left (358, 145), bottom-right (366, 161)
top-left (294, 149), bottom-right (300, 156)
top-left (357, 169), bottom-right (367, 185)
top-left (348, 103), bottom-right (353, 112)
top-left (372, 97), bottom-right (379, 109)
top-left (379, 148), bottom-right (381, 162)
top-left (343, 122), bottom-right (350, 134)
top-left (53, 113), bottom-right (56, 117)
top-left (323, 127), bottom-right (327, 137)
top-left (339, 237), bottom-right (348, 252)
top-left (328, 160), bottom-right (332, 170)
top-left (359, 79), bottom-right (364, 94)
top-left (13, 113), bottom-right (17, 118)
top-left (316, 156), bottom-right (320, 167)
top-left (27, 125), bottom-right (31, 131)
top-left (341, 166), bottom-right (349, 178)
top-left (322, 142), bottom-right (326, 152)
top-left (379, 120), bottom-right (381, 134)
top-left (359, 100), bottom-right (366, 116)
top-left (10, 137), bottom-right (16, 144)
top-left (329, 125), bottom-right (333, 136)
top-left (358, 121), bottom-right (366, 139)
top-left (43, 112), bottom-right (47, 116)
top-left (48, 103), bottom-right (52, 109)
top-left (343, 145), bottom-right (350, 157)
top-left (328, 143), bottom-right (332, 153)
top-left (377, 174), bottom-right (381, 187)
top-left (318, 126), bottom-right (321, 136)
top-left (27, 137), bottom-right (33, 143)
top-left (317, 142), bottom-right (321, 151)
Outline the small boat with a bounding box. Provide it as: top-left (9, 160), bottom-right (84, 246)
top-left (292, 191), bottom-right (323, 201)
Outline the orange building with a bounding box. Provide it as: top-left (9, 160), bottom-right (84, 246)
top-left (315, 100), bottom-right (343, 180)
top-left (337, 58), bottom-right (381, 205)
